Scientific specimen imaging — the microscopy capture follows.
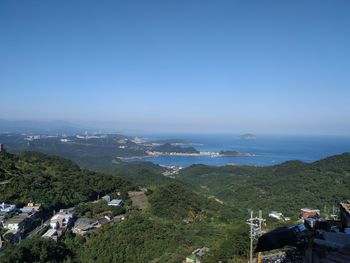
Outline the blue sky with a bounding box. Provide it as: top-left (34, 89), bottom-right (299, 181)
top-left (1, 1), bottom-right (350, 134)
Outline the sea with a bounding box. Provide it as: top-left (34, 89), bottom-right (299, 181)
top-left (127, 134), bottom-right (350, 167)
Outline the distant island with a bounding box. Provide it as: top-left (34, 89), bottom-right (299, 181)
top-left (240, 133), bottom-right (257, 140)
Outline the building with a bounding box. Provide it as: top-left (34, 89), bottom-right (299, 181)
top-left (108, 199), bottom-right (123, 207)
top-left (3, 213), bottom-right (28, 231)
top-left (0, 144), bottom-right (4, 152)
top-left (20, 202), bottom-right (41, 213)
top-left (0, 203), bottom-right (16, 218)
top-left (72, 217), bottom-right (98, 235)
top-left (300, 208), bottom-right (320, 220)
top-left (269, 211), bottom-right (283, 220)
top-left (256, 202), bottom-right (350, 263)
top-left (50, 211), bottom-right (73, 229)
top-left (340, 201), bottom-right (350, 229)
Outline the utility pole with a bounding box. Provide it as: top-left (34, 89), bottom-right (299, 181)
top-left (247, 210), bottom-right (266, 263)
top-left (258, 210), bottom-right (263, 232)
top-left (247, 210), bottom-right (254, 263)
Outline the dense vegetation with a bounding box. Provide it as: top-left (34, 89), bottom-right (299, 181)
top-left (76, 182), bottom-right (245, 263)
top-left (0, 151), bottom-right (248, 263)
top-left (0, 151), bottom-right (130, 210)
top-left (178, 153), bottom-right (350, 218)
top-left (0, 237), bottom-right (72, 263)
top-left (1, 145), bottom-right (350, 262)
top-left (152, 143), bottom-right (199, 154)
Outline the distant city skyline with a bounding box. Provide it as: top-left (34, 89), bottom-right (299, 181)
top-left (1, 1), bottom-right (350, 135)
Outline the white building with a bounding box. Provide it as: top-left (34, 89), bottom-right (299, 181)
top-left (0, 202), bottom-right (16, 217)
top-left (50, 211), bottom-right (73, 229)
top-left (269, 211), bottom-right (283, 220)
top-left (108, 199), bottom-right (123, 207)
top-left (3, 213), bottom-right (27, 231)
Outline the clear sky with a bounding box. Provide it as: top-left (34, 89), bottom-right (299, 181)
top-left (1, 1), bottom-right (350, 134)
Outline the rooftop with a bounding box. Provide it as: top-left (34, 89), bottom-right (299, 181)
top-left (4, 213), bottom-right (28, 224)
top-left (74, 217), bottom-right (98, 230)
top-left (108, 199), bottom-right (123, 206)
top-left (42, 229), bottom-right (57, 238)
top-left (340, 201), bottom-right (350, 214)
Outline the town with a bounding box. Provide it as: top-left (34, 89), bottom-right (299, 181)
top-left (0, 194), bottom-right (129, 245)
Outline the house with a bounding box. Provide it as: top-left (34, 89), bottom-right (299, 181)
top-left (340, 201), bottom-right (350, 229)
top-left (3, 213), bottom-right (28, 231)
top-left (20, 202), bottom-right (41, 213)
top-left (300, 208), bottom-right (320, 220)
top-left (108, 199), bottom-right (123, 207)
top-left (72, 217), bottom-right (98, 235)
top-left (0, 203), bottom-right (16, 218)
top-left (50, 211), bottom-right (73, 229)
top-left (269, 211), bottom-right (283, 220)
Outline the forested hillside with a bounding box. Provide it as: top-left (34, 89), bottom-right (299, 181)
top-left (1, 150), bottom-right (350, 262)
top-left (178, 153), bottom-right (350, 217)
top-left (0, 151), bottom-right (131, 210)
top-left (0, 151), bottom-right (249, 263)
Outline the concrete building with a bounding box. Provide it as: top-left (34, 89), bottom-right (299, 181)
top-left (108, 199), bottom-right (123, 207)
top-left (300, 208), bottom-right (320, 220)
top-left (269, 211), bottom-right (283, 220)
top-left (3, 213), bottom-right (28, 231)
top-left (0, 144), bottom-right (4, 152)
top-left (20, 202), bottom-right (41, 213)
top-left (340, 201), bottom-right (350, 229)
top-left (50, 211), bottom-right (73, 229)
top-left (0, 203), bottom-right (16, 218)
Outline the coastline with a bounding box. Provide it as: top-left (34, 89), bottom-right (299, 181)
top-left (117, 151), bottom-right (256, 160)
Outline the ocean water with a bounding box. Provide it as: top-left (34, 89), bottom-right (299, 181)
top-left (129, 134), bottom-right (350, 167)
